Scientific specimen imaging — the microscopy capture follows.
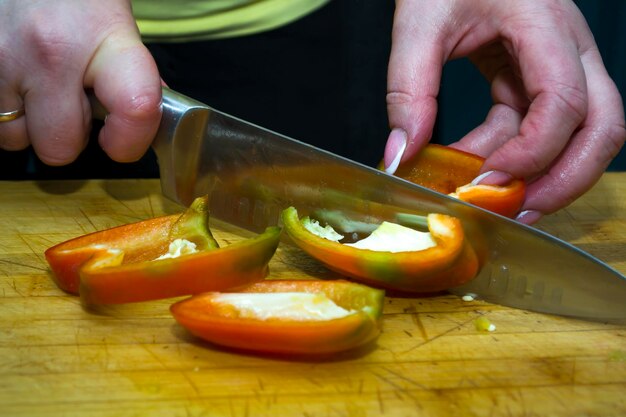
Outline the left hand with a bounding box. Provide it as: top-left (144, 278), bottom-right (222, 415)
top-left (383, 0), bottom-right (625, 224)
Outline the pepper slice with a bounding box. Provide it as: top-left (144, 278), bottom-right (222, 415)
top-left (281, 206), bottom-right (479, 293)
top-left (170, 279), bottom-right (384, 355)
top-left (390, 144), bottom-right (525, 218)
top-left (45, 196), bottom-right (281, 304)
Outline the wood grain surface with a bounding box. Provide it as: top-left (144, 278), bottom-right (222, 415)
top-left (0, 174), bottom-right (624, 417)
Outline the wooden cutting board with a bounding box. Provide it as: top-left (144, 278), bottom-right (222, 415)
top-left (1, 174), bottom-right (624, 417)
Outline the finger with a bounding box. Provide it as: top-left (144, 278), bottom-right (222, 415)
top-left (450, 103), bottom-right (522, 158)
top-left (487, 65), bottom-right (530, 114)
top-left (481, 20), bottom-right (589, 179)
top-left (22, 49), bottom-right (92, 165)
top-left (86, 30), bottom-right (162, 163)
top-left (451, 67), bottom-right (527, 158)
top-left (384, 2), bottom-right (447, 172)
top-left (25, 86), bottom-right (90, 165)
top-left (521, 48), bottom-right (626, 216)
top-left (0, 85), bottom-right (28, 151)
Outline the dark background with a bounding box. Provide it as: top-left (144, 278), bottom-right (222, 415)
top-left (1, 0), bottom-right (624, 179)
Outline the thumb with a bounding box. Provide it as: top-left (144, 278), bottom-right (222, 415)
top-left (85, 25), bottom-right (162, 162)
top-left (384, 2), bottom-right (448, 174)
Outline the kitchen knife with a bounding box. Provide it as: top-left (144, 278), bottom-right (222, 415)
top-left (118, 88), bottom-right (626, 321)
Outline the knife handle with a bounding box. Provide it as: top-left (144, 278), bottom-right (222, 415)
top-left (87, 86), bottom-right (214, 206)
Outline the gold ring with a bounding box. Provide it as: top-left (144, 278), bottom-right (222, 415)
top-left (0, 107), bottom-right (25, 123)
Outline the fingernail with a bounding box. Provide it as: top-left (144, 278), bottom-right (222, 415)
top-left (471, 170), bottom-right (513, 186)
top-left (515, 209), bottom-right (543, 225)
top-left (384, 128), bottom-right (407, 175)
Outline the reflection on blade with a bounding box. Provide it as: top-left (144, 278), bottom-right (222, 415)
top-left (447, 225), bottom-right (626, 322)
top-left (152, 88), bottom-right (626, 321)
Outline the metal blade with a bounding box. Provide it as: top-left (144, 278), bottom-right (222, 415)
top-left (152, 88), bottom-right (626, 321)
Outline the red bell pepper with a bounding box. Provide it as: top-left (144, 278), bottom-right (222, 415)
top-left (45, 196), bottom-right (281, 304)
top-left (281, 206), bottom-right (479, 293)
top-left (390, 144), bottom-right (525, 218)
top-left (170, 279), bottom-right (384, 355)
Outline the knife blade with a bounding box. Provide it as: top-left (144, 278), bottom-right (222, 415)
top-left (148, 87), bottom-right (626, 321)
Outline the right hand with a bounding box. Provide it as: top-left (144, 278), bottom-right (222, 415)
top-left (0, 0), bottom-right (162, 165)
top-left (384, 0), bottom-right (625, 224)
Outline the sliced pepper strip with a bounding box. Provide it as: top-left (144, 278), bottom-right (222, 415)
top-left (170, 279), bottom-right (384, 355)
top-left (45, 196), bottom-right (281, 304)
top-left (281, 207), bottom-right (479, 293)
top-left (389, 144), bottom-right (525, 218)
top-left (450, 181), bottom-right (526, 218)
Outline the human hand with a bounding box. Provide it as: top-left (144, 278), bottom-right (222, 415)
top-left (384, 0), bottom-right (626, 224)
top-left (0, 0), bottom-right (162, 165)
